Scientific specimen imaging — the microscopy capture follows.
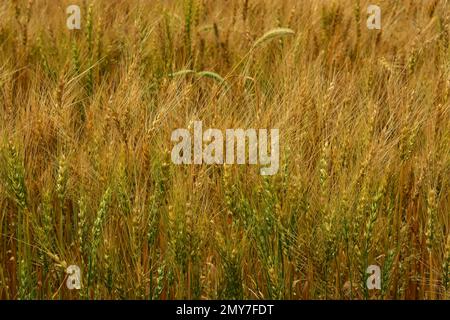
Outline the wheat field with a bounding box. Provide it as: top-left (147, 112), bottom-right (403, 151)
top-left (0, 0), bottom-right (449, 300)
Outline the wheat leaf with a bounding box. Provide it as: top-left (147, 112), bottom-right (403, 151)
top-left (253, 28), bottom-right (295, 48)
